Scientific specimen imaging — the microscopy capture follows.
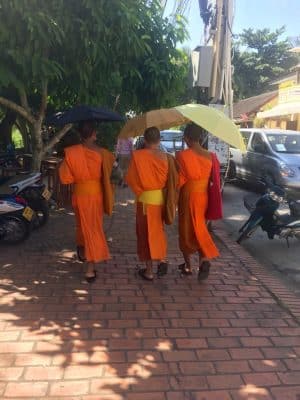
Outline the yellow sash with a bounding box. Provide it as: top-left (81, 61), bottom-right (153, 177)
top-left (137, 189), bottom-right (164, 214)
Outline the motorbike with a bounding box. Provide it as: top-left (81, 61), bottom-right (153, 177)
top-left (237, 185), bottom-right (300, 246)
top-left (0, 172), bottom-right (51, 229)
top-left (0, 195), bottom-right (33, 244)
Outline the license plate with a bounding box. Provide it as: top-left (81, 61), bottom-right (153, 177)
top-left (42, 188), bottom-right (51, 200)
top-left (22, 206), bottom-right (34, 221)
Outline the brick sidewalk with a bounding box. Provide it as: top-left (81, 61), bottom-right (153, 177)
top-left (0, 187), bottom-right (300, 400)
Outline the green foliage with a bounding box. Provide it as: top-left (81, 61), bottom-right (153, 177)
top-left (0, 0), bottom-right (189, 163)
top-left (0, 0), bottom-right (188, 114)
top-left (233, 27), bottom-right (298, 100)
top-left (12, 126), bottom-right (23, 148)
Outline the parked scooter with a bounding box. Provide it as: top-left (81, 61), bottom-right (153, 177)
top-left (0, 195), bottom-right (33, 244)
top-left (237, 185), bottom-right (300, 245)
top-left (0, 173), bottom-right (51, 229)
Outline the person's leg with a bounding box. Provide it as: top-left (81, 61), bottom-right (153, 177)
top-left (198, 251), bottom-right (211, 281)
top-left (86, 262), bottom-right (95, 277)
top-left (178, 251), bottom-right (192, 275)
top-left (145, 260), bottom-right (154, 279)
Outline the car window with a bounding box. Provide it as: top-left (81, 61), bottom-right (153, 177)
top-left (267, 134), bottom-right (300, 154)
top-left (250, 132), bottom-right (267, 153)
top-left (240, 131), bottom-right (251, 147)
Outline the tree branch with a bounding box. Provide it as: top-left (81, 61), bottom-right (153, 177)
top-left (19, 88), bottom-right (30, 112)
top-left (39, 80), bottom-right (48, 121)
top-left (0, 96), bottom-right (35, 125)
top-left (43, 124), bottom-right (73, 154)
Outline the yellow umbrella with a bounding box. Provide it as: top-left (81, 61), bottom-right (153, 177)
top-left (176, 104), bottom-right (246, 152)
top-left (119, 103), bottom-right (246, 152)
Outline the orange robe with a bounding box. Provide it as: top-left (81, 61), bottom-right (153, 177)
top-left (176, 148), bottom-right (219, 259)
top-left (126, 149), bottom-right (168, 261)
top-left (59, 144), bottom-right (114, 263)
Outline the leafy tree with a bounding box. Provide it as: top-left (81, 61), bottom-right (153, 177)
top-left (233, 27), bottom-right (298, 100)
top-left (0, 0), bottom-right (187, 170)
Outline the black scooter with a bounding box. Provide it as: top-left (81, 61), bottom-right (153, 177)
top-left (237, 185), bottom-right (300, 246)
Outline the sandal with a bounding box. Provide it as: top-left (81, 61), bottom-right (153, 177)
top-left (77, 246), bottom-right (86, 262)
top-left (157, 262), bottom-right (168, 277)
top-left (85, 272), bottom-right (97, 283)
top-left (178, 263), bottom-right (192, 275)
top-left (198, 261), bottom-right (211, 281)
top-left (138, 268), bottom-right (154, 281)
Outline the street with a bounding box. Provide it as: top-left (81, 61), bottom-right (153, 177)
top-left (223, 182), bottom-right (300, 294)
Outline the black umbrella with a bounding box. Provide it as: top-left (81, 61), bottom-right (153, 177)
top-left (45, 105), bottom-right (124, 126)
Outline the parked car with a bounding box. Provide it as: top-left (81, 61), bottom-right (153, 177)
top-left (160, 130), bottom-right (186, 155)
top-left (230, 128), bottom-right (300, 198)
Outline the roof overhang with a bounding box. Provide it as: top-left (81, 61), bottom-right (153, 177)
top-left (257, 102), bottom-right (300, 118)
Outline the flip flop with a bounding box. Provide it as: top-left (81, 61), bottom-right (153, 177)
top-left (178, 263), bottom-right (192, 275)
top-left (138, 268), bottom-right (154, 281)
top-left (85, 272), bottom-right (97, 283)
top-left (157, 262), bottom-right (168, 277)
top-left (198, 261), bottom-right (211, 281)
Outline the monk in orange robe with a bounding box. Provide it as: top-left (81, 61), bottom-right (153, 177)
top-left (126, 127), bottom-right (177, 281)
top-left (176, 124), bottom-right (220, 281)
top-left (59, 121), bottom-right (114, 282)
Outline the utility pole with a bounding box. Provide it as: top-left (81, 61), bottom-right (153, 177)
top-left (210, 0), bottom-right (234, 117)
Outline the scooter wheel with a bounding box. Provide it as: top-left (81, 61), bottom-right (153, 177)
top-left (1, 217), bottom-right (31, 245)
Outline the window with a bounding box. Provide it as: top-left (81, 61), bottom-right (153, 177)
top-left (240, 130), bottom-right (251, 147)
top-left (267, 134), bottom-right (300, 154)
top-left (250, 133), bottom-right (266, 153)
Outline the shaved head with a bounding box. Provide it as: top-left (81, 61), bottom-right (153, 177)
top-left (144, 126), bottom-right (160, 144)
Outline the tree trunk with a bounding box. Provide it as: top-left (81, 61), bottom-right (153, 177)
top-left (31, 122), bottom-right (44, 171)
top-left (0, 110), bottom-right (17, 149)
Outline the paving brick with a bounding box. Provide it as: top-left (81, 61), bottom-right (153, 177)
top-left (242, 372), bottom-right (280, 386)
top-left (5, 382), bottom-right (48, 397)
top-left (231, 387), bottom-right (273, 400)
top-left (179, 361), bottom-right (215, 375)
top-left (127, 393), bottom-right (166, 400)
top-left (230, 348), bottom-right (264, 360)
top-left (163, 350), bottom-right (197, 362)
top-left (249, 359), bottom-right (287, 372)
top-left (278, 371), bottom-right (300, 384)
top-left (24, 366), bottom-right (63, 380)
top-left (50, 380), bottom-right (89, 396)
top-left (176, 338), bottom-right (207, 349)
top-left (207, 337), bottom-right (241, 348)
top-left (197, 349), bottom-right (231, 361)
top-left (214, 360), bottom-right (251, 373)
top-left (194, 391), bottom-right (232, 400)
top-left (240, 337), bottom-right (273, 347)
top-left (207, 374), bottom-right (243, 389)
top-left (271, 386), bottom-right (300, 400)
top-left (261, 347), bottom-right (298, 359)
top-left (0, 367), bottom-right (24, 381)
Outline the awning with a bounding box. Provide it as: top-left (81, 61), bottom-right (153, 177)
top-left (257, 102), bottom-right (300, 118)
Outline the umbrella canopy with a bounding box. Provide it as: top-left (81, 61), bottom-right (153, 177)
top-left (45, 105), bottom-right (124, 126)
top-left (119, 103), bottom-right (246, 152)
